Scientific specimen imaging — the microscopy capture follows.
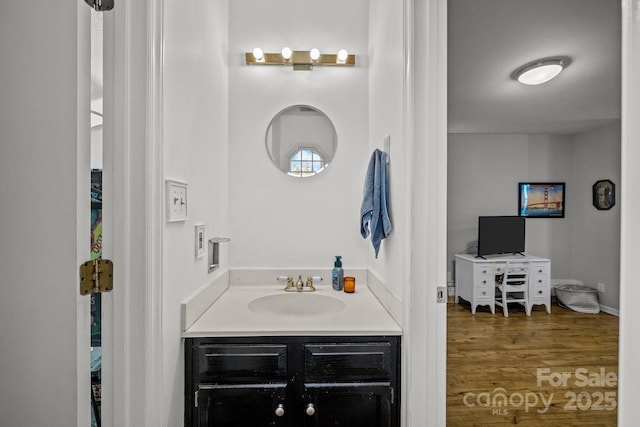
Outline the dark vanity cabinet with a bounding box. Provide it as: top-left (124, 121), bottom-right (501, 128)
top-left (185, 336), bottom-right (401, 427)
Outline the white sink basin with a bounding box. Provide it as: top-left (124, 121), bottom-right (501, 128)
top-left (248, 293), bottom-right (346, 317)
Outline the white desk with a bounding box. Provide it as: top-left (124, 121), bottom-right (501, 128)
top-left (454, 253), bottom-right (551, 315)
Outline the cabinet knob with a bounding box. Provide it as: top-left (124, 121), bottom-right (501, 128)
top-left (275, 404), bottom-right (285, 417)
top-left (538, 290), bottom-right (543, 295)
top-left (482, 280), bottom-right (486, 284)
top-left (305, 403), bottom-right (316, 416)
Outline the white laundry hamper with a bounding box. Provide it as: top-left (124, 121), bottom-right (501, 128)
top-left (555, 284), bottom-right (600, 314)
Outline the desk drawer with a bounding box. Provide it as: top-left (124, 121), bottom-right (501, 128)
top-left (530, 263), bottom-right (550, 287)
top-left (474, 264), bottom-right (494, 300)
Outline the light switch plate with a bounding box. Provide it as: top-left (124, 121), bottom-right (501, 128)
top-left (166, 180), bottom-right (188, 222)
top-left (195, 224), bottom-right (205, 258)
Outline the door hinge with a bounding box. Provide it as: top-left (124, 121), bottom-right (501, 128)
top-left (390, 387), bottom-right (395, 404)
top-left (194, 390), bottom-right (199, 408)
top-left (84, 0), bottom-right (114, 11)
top-left (437, 286), bottom-right (447, 303)
top-left (79, 259), bottom-right (113, 295)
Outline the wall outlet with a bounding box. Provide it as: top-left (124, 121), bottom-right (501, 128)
top-left (597, 282), bottom-right (605, 293)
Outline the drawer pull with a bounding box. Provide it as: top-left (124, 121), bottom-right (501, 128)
top-left (538, 290), bottom-right (543, 295)
top-left (275, 404), bottom-right (285, 417)
top-left (306, 403), bottom-right (316, 416)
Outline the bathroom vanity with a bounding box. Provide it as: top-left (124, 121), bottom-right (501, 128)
top-left (185, 335), bottom-right (400, 426)
top-left (182, 271), bottom-right (402, 426)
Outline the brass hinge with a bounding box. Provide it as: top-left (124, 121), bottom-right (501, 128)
top-left (84, 0), bottom-right (114, 11)
top-left (79, 259), bottom-right (114, 295)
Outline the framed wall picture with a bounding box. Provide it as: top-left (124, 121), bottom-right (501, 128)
top-left (518, 182), bottom-right (566, 218)
top-left (593, 179), bottom-right (615, 210)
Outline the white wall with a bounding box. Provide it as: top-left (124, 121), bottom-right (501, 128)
top-left (162, 1), bottom-right (229, 425)
top-left (228, 0), bottom-right (370, 271)
top-left (448, 125), bottom-right (621, 309)
top-left (448, 133), bottom-right (574, 276)
top-left (368, 0), bottom-right (406, 297)
top-left (567, 123), bottom-right (621, 308)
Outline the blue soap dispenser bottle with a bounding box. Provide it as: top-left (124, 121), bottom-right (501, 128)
top-left (332, 256), bottom-right (344, 291)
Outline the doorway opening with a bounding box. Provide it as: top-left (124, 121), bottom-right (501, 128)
top-left (446, 0), bottom-right (621, 424)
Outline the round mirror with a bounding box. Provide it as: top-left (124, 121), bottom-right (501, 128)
top-left (265, 105), bottom-right (337, 178)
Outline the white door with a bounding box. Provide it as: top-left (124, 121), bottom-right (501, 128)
top-left (0, 2), bottom-right (93, 425)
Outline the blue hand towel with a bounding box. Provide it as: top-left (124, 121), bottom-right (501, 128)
top-left (360, 149), bottom-right (392, 258)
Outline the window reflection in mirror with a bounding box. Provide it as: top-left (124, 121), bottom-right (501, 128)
top-left (265, 105), bottom-right (337, 178)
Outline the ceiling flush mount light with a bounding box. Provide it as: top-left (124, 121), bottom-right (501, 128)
top-left (245, 47), bottom-right (356, 70)
top-left (511, 56), bottom-right (572, 85)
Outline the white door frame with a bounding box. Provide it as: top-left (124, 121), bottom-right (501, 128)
top-left (99, 0), bottom-right (162, 426)
top-left (404, 0), bottom-right (448, 426)
top-left (618, 0), bottom-right (640, 424)
top-left (412, 0), bottom-right (639, 425)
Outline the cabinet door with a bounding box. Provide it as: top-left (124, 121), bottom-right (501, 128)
top-left (196, 384), bottom-right (287, 427)
top-left (303, 383), bottom-right (395, 427)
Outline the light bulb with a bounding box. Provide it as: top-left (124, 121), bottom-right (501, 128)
top-left (337, 49), bottom-right (348, 62)
top-left (281, 47), bottom-right (292, 60)
top-left (310, 48), bottom-right (320, 60)
top-left (252, 47), bottom-right (264, 61)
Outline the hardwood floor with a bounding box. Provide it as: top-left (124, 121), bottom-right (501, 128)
top-left (447, 298), bottom-right (618, 426)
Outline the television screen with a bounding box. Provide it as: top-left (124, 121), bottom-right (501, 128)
top-left (477, 216), bottom-right (526, 257)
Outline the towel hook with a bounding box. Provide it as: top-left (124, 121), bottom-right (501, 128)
top-left (383, 134), bottom-right (390, 164)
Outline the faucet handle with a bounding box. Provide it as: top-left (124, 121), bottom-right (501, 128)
top-left (280, 276), bottom-right (296, 292)
top-left (296, 275), bottom-right (304, 290)
top-left (305, 276), bottom-right (316, 291)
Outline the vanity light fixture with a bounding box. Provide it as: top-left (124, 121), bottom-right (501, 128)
top-left (246, 47), bottom-right (356, 70)
top-left (511, 56), bottom-right (571, 85)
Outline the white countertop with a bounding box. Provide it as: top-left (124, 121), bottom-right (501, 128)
top-left (183, 281), bottom-right (402, 337)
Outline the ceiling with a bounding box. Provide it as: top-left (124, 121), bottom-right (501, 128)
top-left (448, 0), bottom-right (621, 135)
